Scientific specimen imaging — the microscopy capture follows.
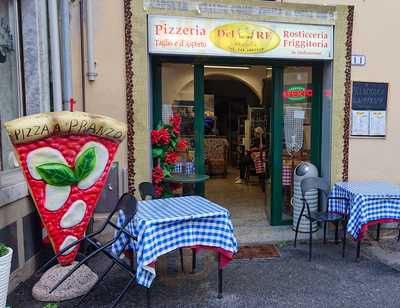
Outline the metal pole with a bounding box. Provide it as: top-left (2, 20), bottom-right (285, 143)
top-left (48, 0), bottom-right (62, 111)
top-left (86, 0), bottom-right (97, 81)
top-left (60, 0), bottom-right (72, 110)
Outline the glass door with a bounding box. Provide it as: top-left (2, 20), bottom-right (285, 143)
top-left (152, 61), bottom-right (205, 195)
top-left (270, 65), bottom-right (322, 225)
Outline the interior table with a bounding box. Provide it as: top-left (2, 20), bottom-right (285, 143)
top-left (329, 181), bottom-right (400, 260)
top-left (110, 196), bottom-right (238, 301)
top-left (164, 174), bottom-right (210, 196)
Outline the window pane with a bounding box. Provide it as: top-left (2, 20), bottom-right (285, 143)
top-left (0, 0), bottom-right (21, 170)
top-left (161, 63), bottom-right (194, 166)
top-left (281, 66), bottom-right (312, 221)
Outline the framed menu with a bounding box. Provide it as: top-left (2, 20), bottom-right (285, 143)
top-left (351, 82), bottom-right (388, 137)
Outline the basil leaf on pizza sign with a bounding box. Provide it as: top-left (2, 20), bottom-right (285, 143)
top-left (74, 147), bottom-right (96, 181)
top-left (36, 163), bottom-right (77, 186)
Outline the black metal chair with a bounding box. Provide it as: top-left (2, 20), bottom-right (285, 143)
top-left (138, 182), bottom-right (155, 200)
top-left (37, 192), bottom-right (141, 308)
top-left (294, 177), bottom-right (349, 261)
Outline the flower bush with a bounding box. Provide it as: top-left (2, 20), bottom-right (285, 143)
top-left (151, 115), bottom-right (187, 198)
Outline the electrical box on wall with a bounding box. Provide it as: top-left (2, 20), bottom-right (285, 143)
top-left (95, 162), bottom-right (119, 213)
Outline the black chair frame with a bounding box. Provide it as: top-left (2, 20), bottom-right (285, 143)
top-left (138, 182), bottom-right (155, 200)
top-left (37, 193), bottom-right (142, 308)
top-left (294, 177), bottom-right (349, 261)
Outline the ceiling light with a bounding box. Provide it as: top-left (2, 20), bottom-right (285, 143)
top-left (204, 65), bottom-right (250, 70)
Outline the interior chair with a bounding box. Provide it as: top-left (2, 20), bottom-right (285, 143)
top-left (204, 137), bottom-right (229, 177)
top-left (244, 162), bottom-right (266, 192)
top-left (294, 177), bottom-right (349, 261)
top-left (37, 193), bottom-right (141, 308)
top-left (139, 182), bottom-right (155, 200)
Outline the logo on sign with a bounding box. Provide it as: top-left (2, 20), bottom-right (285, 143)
top-left (283, 86), bottom-right (313, 101)
top-left (209, 23), bottom-right (280, 54)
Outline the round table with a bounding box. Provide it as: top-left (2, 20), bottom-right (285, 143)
top-left (164, 174), bottom-right (210, 196)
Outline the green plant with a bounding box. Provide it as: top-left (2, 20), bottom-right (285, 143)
top-left (43, 304), bottom-right (58, 308)
top-left (0, 243), bottom-right (8, 257)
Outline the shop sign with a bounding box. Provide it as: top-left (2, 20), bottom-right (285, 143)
top-left (283, 86), bottom-right (313, 101)
top-left (148, 15), bottom-right (333, 60)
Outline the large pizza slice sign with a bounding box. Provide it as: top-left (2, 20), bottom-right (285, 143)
top-left (4, 112), bottom-right (127, 265)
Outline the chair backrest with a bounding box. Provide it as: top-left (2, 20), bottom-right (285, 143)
top-left (115, 192), bottom-right (137, 226)
top-left (138, 182), bottom-right (154, 200)
top-left (300, 177), bottom-right (329, 198)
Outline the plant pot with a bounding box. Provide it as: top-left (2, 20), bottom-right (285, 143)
top-left (0, 248), bottom-right (12, 308)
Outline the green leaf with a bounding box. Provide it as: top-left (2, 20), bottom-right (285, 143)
top-left (36, 163), bottom-right (77, 186)
top-left (170, 139), bottom-right (177, 149)
top-left (163, 168), bottom-right (171, 178)
top-left (152, 148), bottom-right (163, 158)
top-left (74, 147), bottom-right (97, 181)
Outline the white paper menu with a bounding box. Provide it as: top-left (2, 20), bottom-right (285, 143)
top-left (369, 111), bottom-right (386, 136)
top-left (351, 111), bottom-right (369, 135)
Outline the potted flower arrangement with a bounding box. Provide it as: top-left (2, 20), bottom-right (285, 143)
top-left (151, 115), bottom-right (188, 198)
top-left (0, 243), bottom-right (12, 308)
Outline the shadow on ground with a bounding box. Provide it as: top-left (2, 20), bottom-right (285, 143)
top-left (8, 239), bottom-right (400, 308)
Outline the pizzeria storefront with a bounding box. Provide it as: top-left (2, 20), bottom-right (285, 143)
top-left (128, 1), bottom-right (353, 226)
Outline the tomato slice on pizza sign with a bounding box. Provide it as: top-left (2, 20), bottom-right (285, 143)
top-left (4, 112), bottom-right (127, 265)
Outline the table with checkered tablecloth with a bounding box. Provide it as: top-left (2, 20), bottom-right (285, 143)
top-left (329, 181), bottom-right (400, 240)
top-left (110, 196), bottom-right (238, 288)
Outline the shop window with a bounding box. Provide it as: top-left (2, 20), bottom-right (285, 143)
top-left (0, 0), bottom-right (23, 173)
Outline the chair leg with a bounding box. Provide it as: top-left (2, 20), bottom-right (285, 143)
top-left (355, 239), bottom-right (361, 262)
top-left (179, 248), bottom-right (184, 272)
top-left (376, 223), bottom-right (381, 241)
top-left (192, 249), bottom-right (196, 273)
top-left (323, 222), bottom-right (327, 244)
top-left (294, 205), bottom-right (305, 248)
top-left (110, 276), bottom-right (135, 308)
top-left (309, 218), bottom-right (313, 262)
top-left (335, 222), bottom-right (339, 244)
top-left (217, 253), bottom-right (223, 299)
top-left (342, 220), bottom-right (346, 258)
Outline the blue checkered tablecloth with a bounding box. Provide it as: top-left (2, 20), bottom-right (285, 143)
top-left (173, 162), bottom-right (195, 174)
top-left (110, 196), bottom-right (238, 288)
top-left (329, 181), bottom-right (400, 239)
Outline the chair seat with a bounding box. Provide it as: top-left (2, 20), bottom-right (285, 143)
top-left (308, 212), bottom-right (344, 222)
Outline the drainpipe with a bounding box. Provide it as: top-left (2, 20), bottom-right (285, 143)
top-left (48, 0), bottom-right (63, 111)
top-left (60, 0), bottom-right (73, 110)
top-left (86, 0), bottom-right (97, 81)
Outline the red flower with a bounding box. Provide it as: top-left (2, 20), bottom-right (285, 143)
top-left (170, 115), bottom-right (181, 129)
top-left (165, 151), bottom-right (178, 165)
top-left (154, 185), bottom-right (163, 198)
top-left (158, 128), bottom-right (171, 145)
top-left (152, 165), bottom-right (164, 184)
top-left (151, 130), bottom-right (160, 144)
top-left (177, 139), bottom-right (188, 150)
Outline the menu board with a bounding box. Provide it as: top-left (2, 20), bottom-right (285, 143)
top-left (351, 82), bottom-right (388, 137)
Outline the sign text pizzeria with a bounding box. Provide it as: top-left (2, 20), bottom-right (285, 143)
top-left (148, 16), bottom-right (333, 60)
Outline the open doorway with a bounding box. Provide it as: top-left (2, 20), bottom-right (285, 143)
top-left (159, 63), bottom-right (271, 227)
top-left (201, 65), bottom-right (272, 228)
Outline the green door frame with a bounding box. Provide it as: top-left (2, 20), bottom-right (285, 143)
top-left (150, 55), bottom-right (324, 226)
top-left (194, 64), bottom-right (205, 195)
